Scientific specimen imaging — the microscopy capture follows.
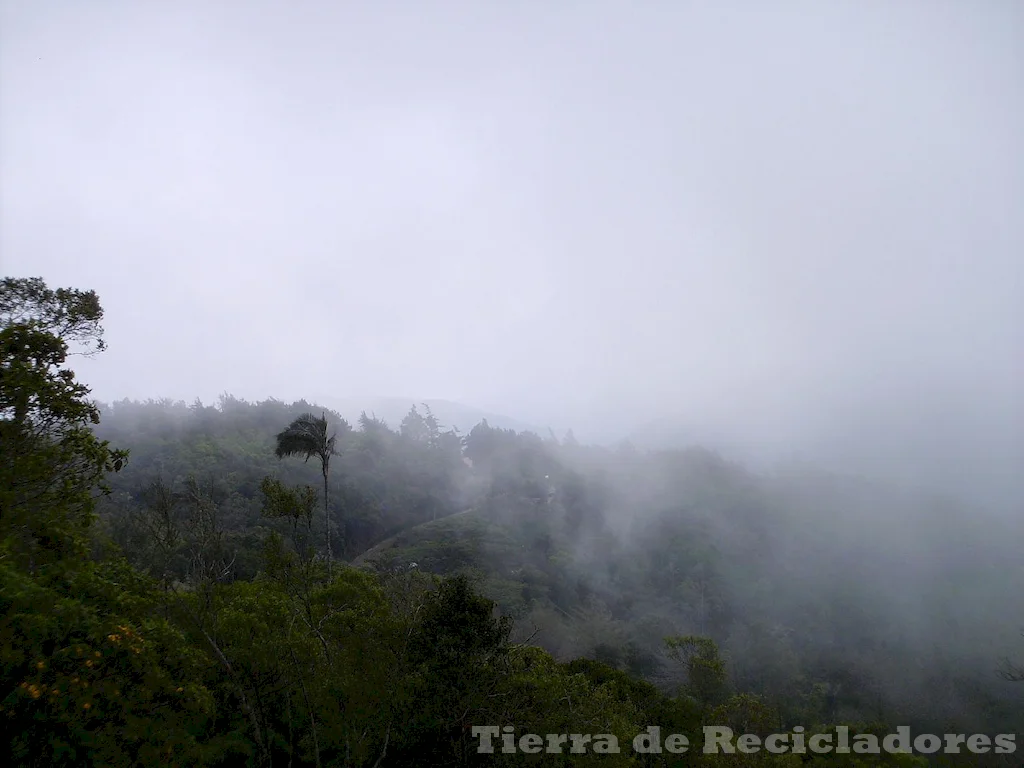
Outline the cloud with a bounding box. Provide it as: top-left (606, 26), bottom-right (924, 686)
top-left (2, 0), bottom-right (1020, 505)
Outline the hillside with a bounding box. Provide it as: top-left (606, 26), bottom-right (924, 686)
top-left (85, 395), bottom-right (1024, 739)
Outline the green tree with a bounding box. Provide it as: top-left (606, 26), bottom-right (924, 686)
top-left (1, 557), bottom-right (215, 766)
top-left (0, 276), bottom-right (127, 572)
top-left (1, 278), bottom-right (214, 765)
top-left (275, 413), bottom-right (339, 575)
top-left (400, 404), bottom-right (429, 444)
top-left (0, 276), bottom-right (107, 357)
top-left (134, 478), bottom-right (187, 590)
top-left (394, 574), bottom-right (514, 763)
top-left (260, 476), bottom-right (318, 552)
top-left (665, 635), bottom-right (728, 711)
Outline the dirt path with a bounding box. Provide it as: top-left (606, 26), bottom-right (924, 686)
top-left (348, 507), bottom-right (476, 567)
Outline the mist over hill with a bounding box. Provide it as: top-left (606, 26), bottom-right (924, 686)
top-left (328, 396), bottom-right (1023, 517)
top-left (613, 408), bottom-right (1022, 516)
top-left (77, 393), bottom-right (1024, 743)
top-left (309, 394), bottom-right (544, 438)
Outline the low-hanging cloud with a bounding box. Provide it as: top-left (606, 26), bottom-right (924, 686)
top-left (1, 0), bottom-right (1020, 508)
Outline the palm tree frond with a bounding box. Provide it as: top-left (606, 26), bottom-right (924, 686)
top-left (275, 414), bottom-right (324, 455)
top-left (274, 432), bottom-right (317, 461)
top-left (274, 412), bottom-right (339, 461)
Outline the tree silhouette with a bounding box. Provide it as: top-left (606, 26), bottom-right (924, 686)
top-left (275, 412), bottom-right (338, 574)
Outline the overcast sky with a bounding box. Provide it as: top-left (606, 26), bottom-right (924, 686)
top-left (1, 1), bottom-right (1021, 500)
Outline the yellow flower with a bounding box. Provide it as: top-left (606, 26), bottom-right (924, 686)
top-left (85, 660), bottom-right (93, 668)
top-left (82, 702), bottom-right (91, 710)
top-left (36, 661), bottom-right (46, 670)
top-left (94, 651), bottom-right (101, 658)
top-left (176, 687), bottom-right (183, 693)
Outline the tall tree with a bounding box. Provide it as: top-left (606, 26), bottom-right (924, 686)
top-left (399, 404), bottom-right (428, 444)
top-left (0, 277), bottom-right (127, 571)
top-left (275, 413), bottom-right (338, 574)
top-left (0, 276), bottom-right (107, 356)
top-left (665, 635), bottom-right (728, 711)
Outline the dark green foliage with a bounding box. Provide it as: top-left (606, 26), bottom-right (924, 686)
top-left (665, 635), bottom-right (728, 710)
top-left (0, 555), bottom-right (214, 767)
top-left (0, 276), bottom-right (107, 355)
top-left (0, 278), bottom-right (128, 571)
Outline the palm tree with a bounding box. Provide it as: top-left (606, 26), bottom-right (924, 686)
top-left (275, 412), bottom-right (338, 574)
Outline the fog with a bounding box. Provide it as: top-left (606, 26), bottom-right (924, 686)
top-left (2, 1), bottom-right (1021, 508)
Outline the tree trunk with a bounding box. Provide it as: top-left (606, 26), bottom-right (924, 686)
top-left (290, 648), bottom-right (322, 768)
top-left (198, 626), bottom-right (273, 767)
top-left (322, 467), bottom-right (332, 577)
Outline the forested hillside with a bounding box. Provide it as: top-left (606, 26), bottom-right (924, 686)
top-left (3, 277), bottom-right (1022, 766)
top-left (91, 395), bottom-right (1024, 738)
